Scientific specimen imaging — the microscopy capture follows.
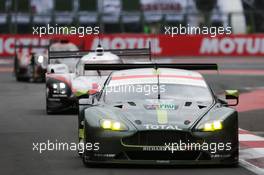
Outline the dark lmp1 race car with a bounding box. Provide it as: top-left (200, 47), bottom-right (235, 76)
top-left (45, 47), bottom-right (150, 114)
top-left (78, 63), bottom-right (239, 166)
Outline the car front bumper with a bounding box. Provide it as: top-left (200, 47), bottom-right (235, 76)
top-left (47, 96), bottom-right (77, 112)
top-left (83, 128), bottom-right (239, 165)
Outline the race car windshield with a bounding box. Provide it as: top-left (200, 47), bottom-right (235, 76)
top-left (49, 43), bottom-right (79, 73)
top-left (49, 59), bottom-right (79, 73)
top-left (102, 84), bottom-right (213, 103)
top-left (83, 70), bottom-right (113, 76)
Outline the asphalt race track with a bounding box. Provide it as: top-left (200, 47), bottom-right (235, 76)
top-left (0, 57), bottom-right (263, 175)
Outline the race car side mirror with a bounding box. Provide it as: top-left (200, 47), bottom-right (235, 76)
top-left (225, 90), bottom-right (239, 106)
top-left (79, 98), bottom-right (93, 106)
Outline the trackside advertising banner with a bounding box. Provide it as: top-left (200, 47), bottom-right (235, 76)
top-left (1, 34), bottom-right (264, 57)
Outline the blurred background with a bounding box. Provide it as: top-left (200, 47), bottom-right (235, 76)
top-left (0, 0), bottom-right (263, 34)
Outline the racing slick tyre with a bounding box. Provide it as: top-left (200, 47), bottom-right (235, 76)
top-left (14, 57), bottom-right (30, 81)
top-left (14, 57), bottom-right (23, 81)
top-left (28, 64), bottom-right (36, 82)
top-left (16, 76), bottom-right (25, 82)
top-left (46, 98), bottom-right (55, 115)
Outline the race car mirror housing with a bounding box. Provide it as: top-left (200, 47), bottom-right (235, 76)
top-left (225, 90), bottom-right (239, 106)
top-left (79, 98), bottom-right (93, 106)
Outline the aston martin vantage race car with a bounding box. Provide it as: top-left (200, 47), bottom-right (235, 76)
top-left (78, 63), bottom-right (239, 166)
top-left (46, 47), bottom-right (150, 114)
top-left (14, 39), bottom-right (79, 82)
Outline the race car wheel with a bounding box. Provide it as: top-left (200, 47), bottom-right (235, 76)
top-left (46, 86), bottom-right (55, 114)
top-left (16, 76), bottom-right (24, 82)
top-left (46, 98), bottom-right (55, 115)
top-left (14, 57), bottom-right (23, 81)
top-left (28, 64), bottom-right (35, 82)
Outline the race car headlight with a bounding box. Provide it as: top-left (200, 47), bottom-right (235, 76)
top-left (59, 82), bottom-right (66, 89)
top-left (53, 84), bottom-right (58, 89)
top-left (37, 55), bottom-right (44, 63)
top-left (100, 119), bottom-right (128, 131)
top-left (52, 82), bottom-right (67, 94)
top-left (199, 120), bottom-right (223, 131)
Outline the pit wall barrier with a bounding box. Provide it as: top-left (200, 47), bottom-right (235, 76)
top-left (1, 34), bottom-right (264, 57)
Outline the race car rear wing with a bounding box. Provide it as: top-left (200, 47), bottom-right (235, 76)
top-left (15, 44), bottom-right (50, 54)
top-left (83, 63), bottom-right (218, 71)
top-left (48, 48), bottom-right (151, 64)
top-left (14, 44), bottom-right (50, 57)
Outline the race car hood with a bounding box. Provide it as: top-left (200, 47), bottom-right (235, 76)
top-left (103, 99), bottom-right (213, 131)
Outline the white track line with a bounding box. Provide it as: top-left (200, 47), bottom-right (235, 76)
top-left (240, 159), bottom-right (264, 175)
top-left (239, 129), bottom-right (264, 175)
top-left (239, 134), bottom-right (264, 141)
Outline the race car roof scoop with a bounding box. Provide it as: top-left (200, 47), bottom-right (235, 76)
top-left (96, 44), bottom-right (104, 56)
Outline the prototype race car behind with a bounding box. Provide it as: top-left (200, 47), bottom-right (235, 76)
top-left (14, 39), bottom-right (79, 82)
top-left (45, 47), bottom-right (150, 114)
top-left (78, 63), bottom-right (239, 166)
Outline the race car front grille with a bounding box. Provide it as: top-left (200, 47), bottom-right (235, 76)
top-left (122, 131), bottom-right (197, 146)
top-left (124, 151), bottom-right (207, 161)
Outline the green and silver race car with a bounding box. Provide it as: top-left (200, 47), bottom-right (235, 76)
top-left (78, 63), bottom-right (239, 166)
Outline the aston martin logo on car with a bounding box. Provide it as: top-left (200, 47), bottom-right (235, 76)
top-left (144, 124), bottom-right (182, 130)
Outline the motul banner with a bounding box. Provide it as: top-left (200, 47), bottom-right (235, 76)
top-left (1, 34), bottom-right (264, 57)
